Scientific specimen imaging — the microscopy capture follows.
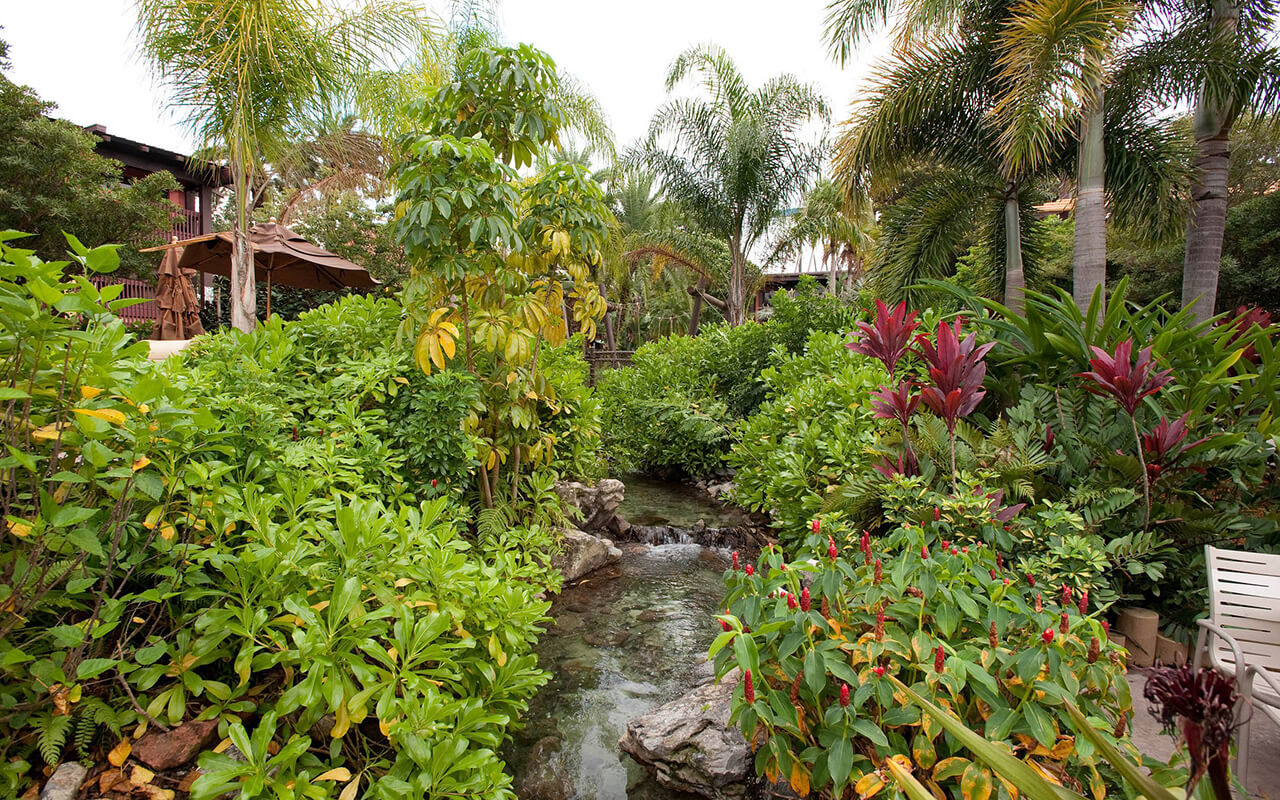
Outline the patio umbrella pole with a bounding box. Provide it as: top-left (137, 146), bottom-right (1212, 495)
top-left (266, 270), bottom-right (272, 319)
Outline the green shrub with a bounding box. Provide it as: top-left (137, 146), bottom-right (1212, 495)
top-left (712, 506), bottom-right (1134, 800)
top-left (729, 331), bottom-right (882, 540)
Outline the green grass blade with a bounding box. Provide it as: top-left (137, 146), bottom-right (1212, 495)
top-left (1062, 699), bottom-right (1183, 800)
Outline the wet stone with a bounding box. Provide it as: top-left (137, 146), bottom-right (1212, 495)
top-left (637, 609), bottom-right (667, 623)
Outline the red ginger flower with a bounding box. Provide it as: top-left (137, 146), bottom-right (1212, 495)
top-left (921, 545), bottom-right (929, 559)
top-left (941, 540), bottom-right (951, 549)
top-left (934, 506), bottom-right (941, 521)
top-left (1088, 637), bottom-right (1101, 663)
top-left (848, 299), bottom-right (920, 377)
top-left (800, 587), bottom-right (811, 612)
top-left (990, 568), bottom-right (998, 580)
top-left (1078, 338), bottom-right (1172, 415)
top-left (1035, 593), bottom-right (1043, 612)
top-left (875, 608), bottom-right (885, 640)
top-left (828, 536), bottom-right (838, 559)
top-left (860, 530), bottom-right (872, 563)
top-left (916, 319), bottom-right (995, 433)
top-left (721, 619), bottom-right (732, 632)
top-left (839, 683), bottom-right (850, 707)
top-left (1079, 589), bottom-right (1089, 615)
top-left (1060, 612), bottom-right (1070, 634)
top-left (934, 645), bottom-right (946, 673)
top-left (431, 478), bottom-right (438, 488)
top-left (1027, 573), bottom-right (1036, 587)
top-left (873, 666), bottom-right (886, 677)
top-left (787, 592), bottom-right (798, 610)
top-left (1042, 628), bottom-right (1055, 644)
top-left (744, 669), bottom-right (755, 703)
top-left (744, 564), bottom-right (754, 577)
top-left (812, 518), bottom-right (821, 534)
top-left (1061, 584), bottom-right (1073, 607)
top-left (732, 551), bottom-right (739, 571)
top-left (873, 559), bottom-right (882, 584)
top-left (989, 621), bottom-right (998, 648)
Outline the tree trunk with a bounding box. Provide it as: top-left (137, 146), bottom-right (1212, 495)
top-left (230, 164), bottom-right (257, 332)
top-left (689, 274), bottom-right (707, 336)
top-left (727, 238), bottom-right (746, 326)
top-left (1182, 0), bottom-right (1243, 324)
top-left (1073, 82), bottom-right (1107, 314)
top-left (1003, 188), bottom-right (1026, 313)
top-left (827, 244), bottom-right (838, 296)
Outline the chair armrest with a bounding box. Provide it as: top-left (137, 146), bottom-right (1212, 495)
top-left (1196, 619), bottom-right (1253, 700)
top-left (1245, 664), bottom-right (1280, 708)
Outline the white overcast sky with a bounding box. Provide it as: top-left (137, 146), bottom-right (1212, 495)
top-left (2, 1), bottom-right (890, 157)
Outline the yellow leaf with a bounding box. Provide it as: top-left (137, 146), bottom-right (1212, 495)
top-left (789, 761), bottom-right (810, 797)
top-left (393, 377), bottom-right (409, 385)
top-left (960, 763), bottom-right (993, 800)
top-left (132, 457), bottom-right (151, 472)
top-left (74, 408), bottom-right (127, 426)
top-left (159, 523), bottom-right (176, 541)
top-left (855, 772), bottom-right (885, 798)
top-left (312, 601), bottom-right (330, 612)
top-left (80, 386), bottom-right (103, 399)
top-left (130, 765), bottom-right (155, 785)
top-left (108, 739), bottom-right (132, 766)
top-left (394, 578), bottom-right (413, 588)
top-left (316, 767), bottom-right (352, 782)
top-left (339, 776), bottom-right (360, 800)
top-left (331, 705), bottom-right (351, 739)
top-left (378, 718), bottom-right (392, 737)
top-left (7, 519), bottom-right (32, 537)
top-left (440, 332), bottom-right (456, 361)
top-left (31, 422), bottom-right (66, 440)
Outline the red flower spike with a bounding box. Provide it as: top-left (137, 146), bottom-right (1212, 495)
top-left (812, 518), bottom-right (821, 534)
top-left (800, 587), bottom-right (811, 612)
top-left (1102, 620), bottom-right (1111, 638)
top-left (875, 608), bottom-right (885, 640)
top-left (941, 540), bottom-right (951, 549)
top-left (848, 299), bottom-right (920, 377)
top-left (990, 568), bottom-right (998, 580)
top-left (1088, 637), bottom-right (1101, 663)
top-left (839, 683), bottom-right (850, 707)
top-left (996, 553), bottom-right (1004, 569)
top-left (821, 597), bottom-right (830, 617)
top-left (431, 478), bottom-right (438, 488)
top-left (873, 666), bottom-right (886, 677)
top-left (1060, 612), bottom-right (1070, 634)
top-left (989, 621), bottom-right (998, 649)
top-left (1079, 590), bottom-right (1089, 615)
top-left (828, 536), bottom-right (839, 560)
top-left (961, 546), bottom-right (968, 554)
top-left (873, 559), bottom-right (882, 584)
top-left (1035, 593), bottom-right (1043, 612)
top-left (1042, 628), bottom-right (1055, 644)
top-left (732, 551), bottom-right (740, 571)
top-left (787, 592), bottom-right (798, 610)
top-left (921, 545), bottom-right (929, 559)
top-left (1027, 574), bottom-right (1036, 587)
top-left (1078, 338), bottom-right (1173, 416)
top-left (744, 564), bottom-right (754, 577)
top-left (1062, 584), bottom-right (1073, 608)
top-left (934, 506), bottom-right (941, 521)
top-left (780, 564), bottom-right (787, 571)
top-left (934, 645), bottom-right (946, 673)
top-left (721, 619), bottom-right (732, 632)
top-left (1044, 424), bottom-right (1055, 453)
top-left (916, 318), bottom-right (996, 433)
top-left (744, 670), bottom-right (755, 704)
top-left (1003, 577), bottom-right (1010, 585)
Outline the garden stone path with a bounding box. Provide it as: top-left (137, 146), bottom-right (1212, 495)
top-left (1126, 671), bottom-right (1279, 799)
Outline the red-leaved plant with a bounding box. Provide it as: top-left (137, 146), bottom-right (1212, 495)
top-left (1216, 306), bottom-right (1272, 363)
top-left (847, 299), bottom-right (919, 378)
top-left (1078, 339), bottom-right (1173, 526)
top-left (915, 318), bottom-right (995, 486)
top-left (1141, 413), bottom-right (1209, 483)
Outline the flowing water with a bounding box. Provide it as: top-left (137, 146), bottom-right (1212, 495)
top-left (506, 481), bottom-right (744, 800)
top-left (616, 476), bottom-right (750, 529)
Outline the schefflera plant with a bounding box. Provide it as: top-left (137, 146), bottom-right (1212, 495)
top-left (711, 513), bottom-right (1134, 800)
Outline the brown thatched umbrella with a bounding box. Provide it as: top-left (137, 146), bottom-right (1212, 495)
top-left (143, 220), bottom-right (379, 318)
top-left (150, 245), bottom-right (206, 340)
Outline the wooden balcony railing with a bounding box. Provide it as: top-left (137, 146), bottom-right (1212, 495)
top-left (89, 276), bottom-right (157, 322)
top-left (172, 208), bottom-right (202, 241)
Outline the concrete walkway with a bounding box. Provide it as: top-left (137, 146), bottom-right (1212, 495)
top-left (1127, 671), bottom-right (1279, 799)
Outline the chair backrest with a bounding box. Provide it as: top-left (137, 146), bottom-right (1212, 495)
top-left (1206, 545), bottom-right (1280, 673)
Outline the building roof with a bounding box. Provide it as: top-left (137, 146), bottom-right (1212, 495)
top-left (88, 125), bottom-right (232, 189)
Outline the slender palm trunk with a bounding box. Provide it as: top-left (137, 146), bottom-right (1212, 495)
top-left (826, 244), bottom-right (839, 296)
top-left (1002, 186), bottom-right (1026, 312)
top-left (689, 274), bottom-right (707, 336)
top-left (1073, 82), bottom-right (1107, 314)
top-left (230, 161), bottom-right (257, 332)
top-left (727, 237), bottom-right (747, 326)
top-left (1182, 0), bottom-right (1243, 325)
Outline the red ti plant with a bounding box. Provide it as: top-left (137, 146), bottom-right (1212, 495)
top-left (848, 299), bottom-right (920, 377)
top-left (1216, 306), bottom-right (1272, 363)
top-left (1141, 413), bottom-right (1209, 484)
top-left (1144, 666), bottom-right (1240, 800)
top-left (871, 380), bottom-right (920, 470)
top-left (1078, 339), bottom-right (1173, 527)
top-left (915, 318), bottom-right (995, 486)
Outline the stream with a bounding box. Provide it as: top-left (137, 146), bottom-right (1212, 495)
top-left (506, 480), bottom-right (742, 800)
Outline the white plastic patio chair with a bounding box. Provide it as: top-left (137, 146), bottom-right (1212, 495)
top-left (1193, 545), bottom-right (1280, 785)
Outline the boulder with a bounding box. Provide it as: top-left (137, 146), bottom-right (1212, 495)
top-left (517, 736), bottom-right (574, 800)
top-left (132, 719), bottom-right (219, 771)
top-left (620, 669), bottom-right (750, 799)
top-left (556, 479), bottom-right (626, 533)
top-left (40, 762), bottom-right (87, 800)
top-left (554, 529), bottom-right (622, 583)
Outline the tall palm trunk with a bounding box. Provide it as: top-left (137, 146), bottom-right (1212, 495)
top-left (689, 274), bottom-right (708, 336)
top-left (230, 162), bottom-right (258, 332)
top-left (1182, 0), bottom-right (1243, 324)
top-left (1003, 186), bottom-right (1026, 312)
top-left (1073, 82), bottom-right (1107, 313)
top-left (727, 237), bottom-right (747, 326)
top-left (826, 244), bottom-right (839, 296)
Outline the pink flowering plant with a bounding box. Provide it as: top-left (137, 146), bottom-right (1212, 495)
top-left (710, 508), bottom-right (1140, 799)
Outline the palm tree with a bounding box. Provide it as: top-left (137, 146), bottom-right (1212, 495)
top-left (828, 0), bottom-right (1185, 309)
top-left (136, 0), bottom-right (429, 331)
top-left (771, 178), bottom-right (876, 295)
top-left (633, 44), bottom-right (829, 326)
top-left (1114, 0), bottom-right (1280, 322)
